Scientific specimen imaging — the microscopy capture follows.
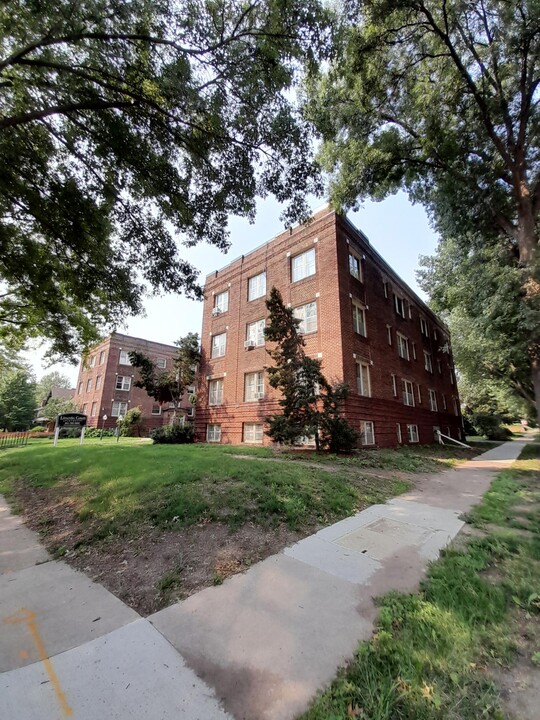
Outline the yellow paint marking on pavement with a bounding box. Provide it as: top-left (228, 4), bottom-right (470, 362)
top-left (4, 608), bottom-right (73, 717)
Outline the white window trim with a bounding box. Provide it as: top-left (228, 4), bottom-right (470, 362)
top-left (349, 252), bottom-right (362, 281)
top-left (246, 319), bottom-right (265, 347)
top-left (156, 358), bottom-right (167, 369)
top-left (396, 423), bottom-right (402, 444)
top-left (424, 351), bottom-right (433, 373)
top-left (397, 333), bottom-right (410, 360)
top-left (214, 290), bottom-right (229, 314)
top-left (429, 389), bottom-right (438, 412)
top-left (293, 301), bottom-right (317, 334)
top-left (291, 248), bottom-right (316, 283)
top-left (360, 420), bottom-right (375, 446)
top-left (243, 423), bottom-right (264, 444)
top-left (394, 294), bottom-right (405, 318)
top-left (91, 402), bottom-right (97, 417)
top-left (151, 404), bottom-right (162, 415)
top-left (111, 401), bottom-right (128, 417)
top-left (86, 379), bottom-right (92, 392)
top-left (402, 379), bottom-right (415, 407)
top-left (115, 375), bottom-right (131, 391)
top-left (207, 424), bottom-right (221, 443)
top-left (211, 333), bottom-right (226, 359)
top-left (356, 362), bottom-right (371, 397)
top-left (417, 383), bottom-right (422, 404)
top-left (248, 272), bottom-right (266, 301)
top-left (119, 350), bottom-right (132, 365)
top-left (352, 301), bottom-right (367, 336)
top-left (407, 424), bottom-right (419, 443)
top-left (209, 378), bottom-right (224, 406)
top-left (391, 374), bottom-right (397, 397)
top-left (245, 371), bottom-right (264, 402)
top-left (386, 325), bottom-right (392, 345)
top-left (420, 317), bottom-right (429, 336)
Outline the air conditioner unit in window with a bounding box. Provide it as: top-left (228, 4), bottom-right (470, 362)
top-left (212, 308), bottom-right (221, 317)
top-left (244, 340), bottom-right (256, 349)
top-left (254, 392), bottom-right (264, 399)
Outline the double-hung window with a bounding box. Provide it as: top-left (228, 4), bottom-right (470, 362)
top-left (360, 421), bottom-right (375, 445)
top-left (213, 290), bottom-right (229, 314)
top-left (397, 333), bottom-right (410, 360)
top-left (407, 424), bottom-right (419, 443)
top-left (246, 319), bottom-right (265, 347)
top-left (356, 362), bottom-right (371, 397)
top-left (151, 404), bottom-right (161, 415)
top-left (293, 302), bottom-right (317, 334)
top-left (86, 378), bottom-right (92, 392)
top-left (420, 317), bottom-right (429, 336)
top-left (243, 423), bottom-right (263, 443)
top-left (394, 294), bottom-right (405, 318)
top-left (349, 253), bottom-right (362, 281)
top-left (95, 376), bottom-right (102, 391)
top-left (352, 301), bottom-right (367, 336)
top-left (402, 379), bottom-right (415, 406)
top-left (429, 389), bottom-right (438, 412)
top-left (424, 351), bottom-right (433, 373)
top-left (291, 248), bottom-right (315, 282)
top-left (245, 371), bottom-right (264, 401)
top-left (207, 424), bottom-right (221, 442)
top-left (119, 350), bottom-right (132, 365)
top-left (156, 358), bottom-right (166, 369)
top-left (248, 272), bottom-right (266, 301)
top-left (209, 379), bottom-right (223, 406)
top-left (111, 401), bottom-right (128, 417)
top-left (116, 375), bottom-right (131, 391)
top-left (99, 350), bottom-right (106, 365)
top-left (89, 355), bottom-right (96, 368)
top-left (211, 333), bottom-right (226, 358)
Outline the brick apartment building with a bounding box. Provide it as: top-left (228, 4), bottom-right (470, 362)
top-left (75, 332), bottom-right (194, 433)
top-left (196, 208), bottom-right (462, 448)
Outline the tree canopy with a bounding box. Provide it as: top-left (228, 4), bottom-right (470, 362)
top-left (0, 365), bottom-right (36, 431)
top-left (307, 0), bottom-right (540, 420)
top-left (1, 0), bottom-right (329, 359)
top-left (35, 371), bottom-right (73, 404)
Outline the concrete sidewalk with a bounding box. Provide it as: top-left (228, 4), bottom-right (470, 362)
top-left (0, 441), bottom-right (525, 720)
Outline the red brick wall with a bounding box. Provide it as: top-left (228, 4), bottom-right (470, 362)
top-left (75, 333), bottom-right (193, 434)
top-left (196, 209), bottom-right (462, 447)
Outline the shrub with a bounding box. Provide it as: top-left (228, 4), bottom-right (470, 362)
top-left (472, 413), bottom-right (512, 440)
top-left (117, 406), bottom-right (144, 437)
top-left (30, 425), bottom-right (47, 432)
top-left (84, 427), bottom-right (115, 438)
top-left (150, 422), bottom-right (195, 444)
top-left (320, 417), bottom-right (359, 453)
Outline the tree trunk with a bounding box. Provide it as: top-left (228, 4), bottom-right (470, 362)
top-left (532, 356), bottom-right (540, 427)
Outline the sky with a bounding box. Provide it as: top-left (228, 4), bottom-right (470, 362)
top-left (24, 190), bottom-right (440, 386)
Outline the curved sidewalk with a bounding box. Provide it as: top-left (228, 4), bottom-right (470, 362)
top-left (1, 440), bottom-right (525, 720)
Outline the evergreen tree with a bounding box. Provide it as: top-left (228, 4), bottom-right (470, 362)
top-left (0, 366), bottom-right (36, 430)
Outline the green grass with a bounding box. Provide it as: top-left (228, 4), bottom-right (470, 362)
top-left (0, 440), bottom-right (412, 541)
top-left (300, 445), bottom-right (540, 720)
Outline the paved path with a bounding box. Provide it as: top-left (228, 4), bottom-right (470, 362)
top-left (0, 441), bottom-right (525, 720)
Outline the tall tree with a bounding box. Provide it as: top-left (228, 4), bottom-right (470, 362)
top-left (0, 365), bottom-right (36, 430)
top-left (36, 371), bottom-right (73, 404)
top-left (1, 0), bottom-right (329, 359)
top-left (307, 0), bottom-right (540, 422)
top-left (129, 332), bottom-right (200, 421)
top-left (264, 287), bottom-right (358, 451)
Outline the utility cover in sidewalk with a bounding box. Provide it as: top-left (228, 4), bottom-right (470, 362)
top-left (335, 518), bottom-right (431, 561)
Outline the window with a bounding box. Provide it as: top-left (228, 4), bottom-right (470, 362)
top-left (246, 319), bottom-right (265, 347)
top-left (186, 406), bottom-right (195, 418)
top-left (99, 350), bottom-right (106, 365)
top-left (397, 333), bottom-right (409, 360)
top-left (243, 423), bottom-right (263, 443)
top-left (450, 371), bottom-right (454, 385)
top-left (89, 355), bottom-right (96, 368)
top-left (91, 402), bottom-right (97, 417)
top-left (424, 351), bottom-right (433, 373)
top-left (352, 301), bottom-right (367, 336)
top-left (248, 272), bottom-right (266, 301)
top-left (394, 294), bottom-right (405, 318)
top-left (417, 384), bottom-right (422, 404)
top-left (437, 359), bottom-right (442, 374)
top-left (360, 421), bottom-right (375, 445)
top-left (209, 379), bottom-right (223, 406)
top-left (211, 333), bottom-right (226, 358)
top-left (151, 404), bottom-right (161, 415)
top-left (420, 317), bottom-right (429, 336)
top-left (207, 424), bottom-right (221, 443)
top-left (78, 382), bottom-right (82, 394)
top-left (433, 329), bottom-right (438, 341)
top-left (82, 403), bottom-right (87, 414)
top-left (245, 371), bottom-right (264, 401)
top-left (356, 362), bottom-right (371, 396)
top-left (442, 394), bottom-right (447, 410)
top-left (412, 342), bottom-right (417, 360)
top-left (86, 378), bottom-right (92, 392)
top-left (115, 375), bottom-right (131, 391)
top-left (383, 281), bottom-right (388, 298)
top-left (292, 248), bottom-right (316, 282)
top-left (187, 385), bottom-right (196, 394)
top-left (386, 325), bottom-right (392, 345)
top-left (402, 379), bottom-right (415, 406)
top-left (213, 290), bottom-right (229, 314)
top-left (119, 350), bottom-right (132, 365)
top-left (407, 424), bottom-right (419, 443)
top-left (433, 426), bottom-right (441, 442)
top-left (111, 401), bottom-right (128, 417)
top-left (156, 358), bottom-right (166, 369)
top-left (391, 374), bottom-right (397, 397)
top-left (349, 253), bottom-right (362, 281)
top-left (293, 301), bottom-right (317, 334)
top-left (396, 423), bottom-right (402, 444)
top-left (453, 396), bottom-right (459, 416)
top-left (95, 376), bottom-right (102, 391)
top-left (429, 389), bottom-right (438, 412)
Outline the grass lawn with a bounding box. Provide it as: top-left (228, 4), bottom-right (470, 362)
top-left (300, 444), bottom-right (540, 720)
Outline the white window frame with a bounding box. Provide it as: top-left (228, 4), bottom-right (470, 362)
top-left (207, 424), bottom-right (221, 443)
top-left (115, 375), bottom-right (131, 391)
top-left (386, 325), bottom-right (392, 345)
top-left (429, 389), bottom-right (438, 412)
top-left (89, 355), bottom-right (96, 368)
top-left (424, 351), bottom-right (433, 373)
top-left (186, 405), bottom-right (195, 418)
top-left (291, 248), bottom-right (316, 282)
top-left (417, 383), bottom-right (422, 404)
top-left (442, 394), bottom-right (447, 410)
top-left (151, 404), bottom-right (162, 415)
top-left (453, 396), bottom-right (459, 416)
top-left (437, 359), bottom-right (442, 374)
top-left (352, 301), bottom-right (367, 336)
top-left (349, 253), bottom-right (362, 281)
top-left (356, 362), bottom-right (371, 397)
top-left (397, 333), bottom-right (410, 360)
top-left (243, 423), bottom-right (264, 444)
top-left (95, 376), bottom-right (101, 391)
top-left (293, 301), bottom-right (317, 334)
top-left (99, 350), bottom-right (106, 365)
top-left (246, 319), bottom-right (265, 347)
top-left (156, 358), bottom-right (166, 369)
top-left (213, 290), bottom-right (229, 314)
top-left (119, 350), bottom-right (132, 365)
top-left (82, 403), bottom-right (87, 414)
top-left (397, 423), bottom-right (402, 444)
top-left (86, 378), bottom-right (92, 392)
top-left (420, 317), bottom-right (429, 336)
top-left (211, 333), bottom-right (226, 359)
top-left (391, 374), bottom-right (397, 397)
top-left (360, 420), bottom-right (375, 446)
top-left (91, 402), bottom-right (97, 417)
top-left (209, 378), bottom-right (224, 406)
top-left (111, 401), bottom-right (128, 417)
top-left (412, 342), bottom-right (417, 360)
top-left (383, 281), bottom-right (389, 298)
top-left (394, 294), bottom-right (405, 318)
top-left (244, 371), bottom-right (264, 401)
top-left (407, 424), bottom-right (419, 443)
top-left (402, 379), bottom-right (415, 407)
top-left (248, 272), bottom-right (266, 301)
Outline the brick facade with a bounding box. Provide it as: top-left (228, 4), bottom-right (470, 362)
top-left (195, 209), bottom-right (462, 448)
top-left (75, 333), bottom-right (193, 434)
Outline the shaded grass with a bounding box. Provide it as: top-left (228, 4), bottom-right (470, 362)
top-left (301, 446), bottom-right (540, 720)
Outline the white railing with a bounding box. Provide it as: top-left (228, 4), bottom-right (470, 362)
top-left (436, 430), bottom-right (471, 449)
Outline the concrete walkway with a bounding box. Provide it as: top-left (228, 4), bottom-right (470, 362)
top-left (0, 441), bottom-right (525, 720)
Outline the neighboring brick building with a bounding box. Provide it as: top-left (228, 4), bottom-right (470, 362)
top-left (75, 333), bottom-right (194, 433)
top-left (196, 208), bottom-right (462, 448)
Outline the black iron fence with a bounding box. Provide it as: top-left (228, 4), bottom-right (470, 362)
top-left (0, 432), bottom-right (30, 449)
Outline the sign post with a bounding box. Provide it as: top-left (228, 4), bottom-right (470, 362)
top-left (116, 415), bottom-right (123, 443)
top-left (54, 413), bottom-right (87, 446)
top-left (100, 414), bottom-right (108, 440)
